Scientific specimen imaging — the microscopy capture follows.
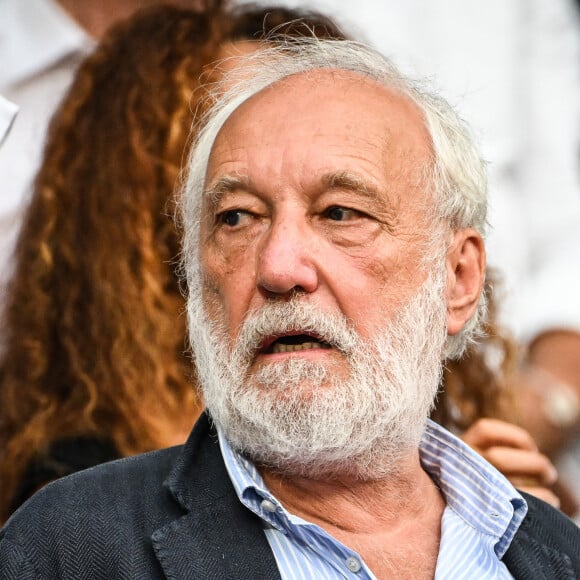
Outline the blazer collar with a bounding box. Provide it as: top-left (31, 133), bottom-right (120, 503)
top-left (150, 417), bottom-right (579, 578)
top-left (151, 413), bottom-right (281, 579)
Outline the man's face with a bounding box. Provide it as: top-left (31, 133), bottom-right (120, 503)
top-left (201, 71), bottom-right (435, 362)
top-left (193, 71), bottom-right (449, 477)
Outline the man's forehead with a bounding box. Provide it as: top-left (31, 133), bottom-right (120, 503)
top-left (200, 68), bottom-right (434, 228)
top-left (220, 68), bottom-right (423, 129)
top-left (209, 69), bottom-right (431, 163)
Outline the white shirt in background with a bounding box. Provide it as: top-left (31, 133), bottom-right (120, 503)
top-left (0, 0), bottom-right (93, 302)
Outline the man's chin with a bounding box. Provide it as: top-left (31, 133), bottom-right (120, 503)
top-left (247, 356), bottom-right (347, 394)
top-left (245, 378), bottom-right (337, 399)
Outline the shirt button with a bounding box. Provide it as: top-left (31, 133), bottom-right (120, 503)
top-left (260, 499), bottom-right (277, 513)
top-left (345, 556), bottom-right (361, 573)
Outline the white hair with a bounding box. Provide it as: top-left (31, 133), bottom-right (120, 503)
top-left (181, 38), bottom-right (488, 359)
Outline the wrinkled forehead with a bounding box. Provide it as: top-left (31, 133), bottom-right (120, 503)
top-left (203, 69), bottom-right (434, 207)
top-left (211, 68), bottom-right (431, 156)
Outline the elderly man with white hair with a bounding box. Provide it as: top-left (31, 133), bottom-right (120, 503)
top-left (1, 38), bottom-right (578, 579)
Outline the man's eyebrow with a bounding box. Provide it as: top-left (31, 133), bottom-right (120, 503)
top-left (204, 175), bottom-right (250, 206)
top-left (321, 171), bottom-right (382, 201)
top-left (205, 171), bottom-right (385, 204)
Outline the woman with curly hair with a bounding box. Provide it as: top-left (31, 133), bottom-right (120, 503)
top-left (0, 2), bottom-right (565, 523)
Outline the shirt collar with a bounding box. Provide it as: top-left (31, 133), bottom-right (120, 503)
top-left (0, 0), bottom-right (94, 87)
top-left (421, 420), bottom-right (527, 558)
top-left (218, 419), bottom-right (527, 557)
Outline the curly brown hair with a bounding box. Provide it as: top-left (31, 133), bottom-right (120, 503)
top-left (0, 3), bottom-right (517, 522)
top-left (0, 2), bottom-right (226, 522)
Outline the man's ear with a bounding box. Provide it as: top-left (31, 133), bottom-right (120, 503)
top-left (445, 229), bottom-right (486, 336)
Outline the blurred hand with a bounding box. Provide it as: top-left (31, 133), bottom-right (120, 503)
top-left (517, 330), bottom-right (580, 455)
top-left (461, 418), bottom-right (560, 508)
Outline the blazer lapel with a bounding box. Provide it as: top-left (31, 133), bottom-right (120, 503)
top-left (151, 414), bottom-right (281, 579)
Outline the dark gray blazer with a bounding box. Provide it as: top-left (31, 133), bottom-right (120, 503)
top-left (1, 414), bottom-right (579, 579)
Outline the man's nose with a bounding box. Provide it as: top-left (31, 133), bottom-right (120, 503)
top-left (257, 219), bottom-right (319, 297)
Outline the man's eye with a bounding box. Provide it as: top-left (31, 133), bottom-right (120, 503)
top-left (324, 206), bottom-right (359, 221)
top-left (218, 210), bottom-right (249, 227)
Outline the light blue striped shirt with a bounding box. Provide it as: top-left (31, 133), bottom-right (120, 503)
top-left (218, 419), bottom-right (527, 579)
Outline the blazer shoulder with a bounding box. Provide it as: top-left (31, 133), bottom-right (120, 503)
top-left (504, 492), bottom-right (580, 578)
top-left (2, 446), bottom-right (183, 545)
top-left (1, 446), bottom-right (185, 578)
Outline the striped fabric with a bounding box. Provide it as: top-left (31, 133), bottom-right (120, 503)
top-left (219, 419), bottom-right (527, 579)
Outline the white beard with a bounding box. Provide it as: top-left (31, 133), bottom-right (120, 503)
top-left (187, 268), bottom-right (448, 480)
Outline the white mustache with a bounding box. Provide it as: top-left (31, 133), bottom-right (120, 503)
top-left (231, 299), bottom-right (362, 362)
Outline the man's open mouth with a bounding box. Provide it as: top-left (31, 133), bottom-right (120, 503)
top-left (260, 332), bottom-right (333, 354)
